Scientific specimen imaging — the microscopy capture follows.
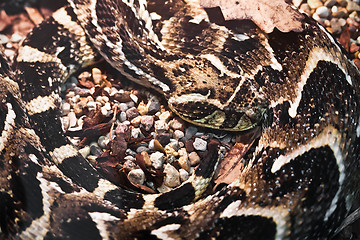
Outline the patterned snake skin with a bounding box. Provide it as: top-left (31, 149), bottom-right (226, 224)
top-left (1, 0), bottom-right (360, 239)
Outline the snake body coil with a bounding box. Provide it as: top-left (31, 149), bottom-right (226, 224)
top-left (1, 0), bottom-right (360, 239)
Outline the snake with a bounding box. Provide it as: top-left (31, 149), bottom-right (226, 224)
top-left (1, 0), bottom-right (360, 239)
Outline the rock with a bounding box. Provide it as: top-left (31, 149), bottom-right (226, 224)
top-left (330, 18), bottom-right (346, 34)
top-left (87, 101), bottom-right (97, 111)
top-left (62, 102), bottom-right (71, 115)
top-left (193, 138), bottom-right (207, 151)
top-left (131, 116), bottom-right (142, 127)
top-left (163, 164), bottom-right (181, 187)
top-left (118, 102), bottom-right (128, 112)
top-left (68, 111), bottom-right (77, 128)
top-left (123, 159), bottom-right (138, 172)
top-left (315, 6), bottom-right (329, 18)
top-left (90, 142), bottom-right (103, 157)
top-left (154, 120), bottom-right (169, 132)
top-left (131, 128), bottom-right (143, 138)
top-left (159, 111), bottom-right (172, 122)
top-left (167, 140), bottom-right (181, 151)
top-left (126, 148), bottom-right (137, 157)
top-left (62, 116), bottom-right (70, 130)
top-left (136, 145), bottom-right (149, 153)
top-left (141, 151), bottom-right (152, 167)
top-left (169, 119), bottom-right (185, 131)
top-left (189, 151), bottom-right (201, 166)
top-left (137, 101), bottom-right (148, 115)
top-left (157, 184), bottom-right (172, 193)
top-left (128, 169), bottom-right (145, 185)
top-left (347, 1), bottom-right (360, 12)
top-left (115, 123), bottom-right (129, 136)
top-left (126, 107), bottom-right (140, 120)
top-left (300, 3), bottom-right (312, 15)
top-left (184, 126), bottom-right (198, 140)
top-left (185, 140), bottom-right (195, 152)
top-left (92, 68), bottom-right (102, 85)
top-left (292, 0), bottom-right (303, 7)
top-left (147, 100), bottom-right (161, 114)
top-left (119, 111), bottom-right (127, 122)
top-left (114, 91), bottom-right (132, 102)
top-left (332, 7), bottom-right (348, 18)
top-left (150, 152), bottom-right (165, 169)
top-left (336, 0), bottom-right (347, 7)
top-left (179, 169), bottom-right (189, 182)
top-left (156, 133), bottom-right (171, 146)
top-left (98, 135), bottom-right (108, 149)
top-left (0, 34), bottom-right (9, 44)
top-left (307, 0), bottom-right (323, 9)
top-left (79, 146), bottom-right (91, 158)
top-left (141, 115), bottom-right (154, 131)
top-left (324, 0), bottom-right (336, 8)
top-left (130, 93), bottom-right (138, 103)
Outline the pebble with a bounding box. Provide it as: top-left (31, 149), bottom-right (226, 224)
top-left (307, 0), bottom-right (323, 9)
top-left (136, 145), bottom-right (149, 153)
top-left (332, 7), bottom-right (348, 18)
top-left (128, 169), bottom-right (145, 185)
top-left (98, 135), bottom-right (108, 149)
top-left (62, 116), bottom-right (70, 130)
top-left (156, 133), bottom-right (171, 146)
top-left (0, 34), bottom-right (9, 44)
top-left (114, 91), bottom-right (132, 102)
top-left (118, 103), bottom-right (128, 112)
top-left (68, 111), bottom-right (77, 128)
top-left (131, 116), bottom-right (142, 127)
top-left (137, 101), bottom-right (148, 115)
top-left (167, 140), bottom-right (181, 151)
top-left (330, 18), bottom-right (347, 34)
top-left (173, 130), bottom-right (185, 140)
top-left (184, 126), bottom-right (198, 140)
top-left (126, 107), bottom-right (140, 120)
top-left (324, 0), bottom-right (336, 7)
top-left (141, 115), bottom-right (154, 131)
top-left (131, 127), bottom-right (143, 138)
top-left (169, 119), bottom-right (184, 131)
top-left (159, 111), bottom-right (171, 122)
top-left (92, 68), bottom-right (102, 85)
top-left (154, 120), bottom-right (169, 132)
top-left (141, 151), bottom-right (152, 167)
top-left (147, 100), bottom-right (161, 114)
top-left (123, 159), bottom-right (137, 172)
top-left (79, 146), bottom-right (91, 158)
top-left (347, 1), bottom-right (360, 12)
top-left (10, 33), bottom-right (22, 43)
top-left (126, 148), bottom-right (137, 157)
top-left (130, 93), bottom-right (139, 104)
top-left (179, 169), bottom-right (189, 182)
top-left (189, 151), bottom-right (201, 166)
top-left (90, 142), bottom-right (103, 156)
top-left (193, 138), bottom-right (207, 151)
top-left (119, 111), bottom-right (127, 122)
top-left (163, 164), bottom-right (180, 187)
top-left (316, 6), bottom-right (330, 18)
top-left (150, 152), bottom-right (165, 169)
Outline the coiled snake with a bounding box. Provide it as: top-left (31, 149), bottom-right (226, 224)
top-left (1, 0), bottom-right (360, 239)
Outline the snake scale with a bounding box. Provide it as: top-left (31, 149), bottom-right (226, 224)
top-left (1, 0), bottom-right (360, 239)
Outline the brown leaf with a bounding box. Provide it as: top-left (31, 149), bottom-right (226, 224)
top-left (214, 127), bottom-right (261, 190)
top-left (110, 137), bottom-right (128, 160)
top-left (200, 0), bottom-right (304, 33)
top-left (339, 26), bottom-right (350, 52)
top-left (24, 6), bottom-right (44, 25)
top-left (78, 77), bottom-right (95, 89)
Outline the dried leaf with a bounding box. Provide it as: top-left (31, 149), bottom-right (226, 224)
top-left (339, 26), bottom-right (350, 52)
top-left (200, 0), bottom-right (304, 33)
top-left (214, 127), bottom-right (261, 190)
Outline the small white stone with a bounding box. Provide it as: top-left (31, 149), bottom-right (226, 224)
top-left (119, 111), bottom-right (127, 122)
top-left (87, 101), bottom-right (97, 110)
top-left (128, 169), bottom-right (145, 185)
top-left (154, 120), bottom-right (169, 132)
top-left (193, 138), bottom-right (207, 151)
top-left (150, 152), bottom-right (165, 169)
top-left (92, 68), bottom-right (102, 85)
top-left (315, 6), bottom-right (329, 18)
top-left (79, 146), bottom-right (90, 158)
top-left (179, 169), bottom-right (189, 182)
top-left (163, 164), bottom-right (180, 187)
top-left (68, 111), bottom-right (77, 128)
top-left (131, 128), bottom-right (143, 138)
top-left (173, 130), bottom-right (184, 140)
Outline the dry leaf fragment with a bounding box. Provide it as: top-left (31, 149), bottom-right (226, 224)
top-left (200, 0), bottom-right (304, 33)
